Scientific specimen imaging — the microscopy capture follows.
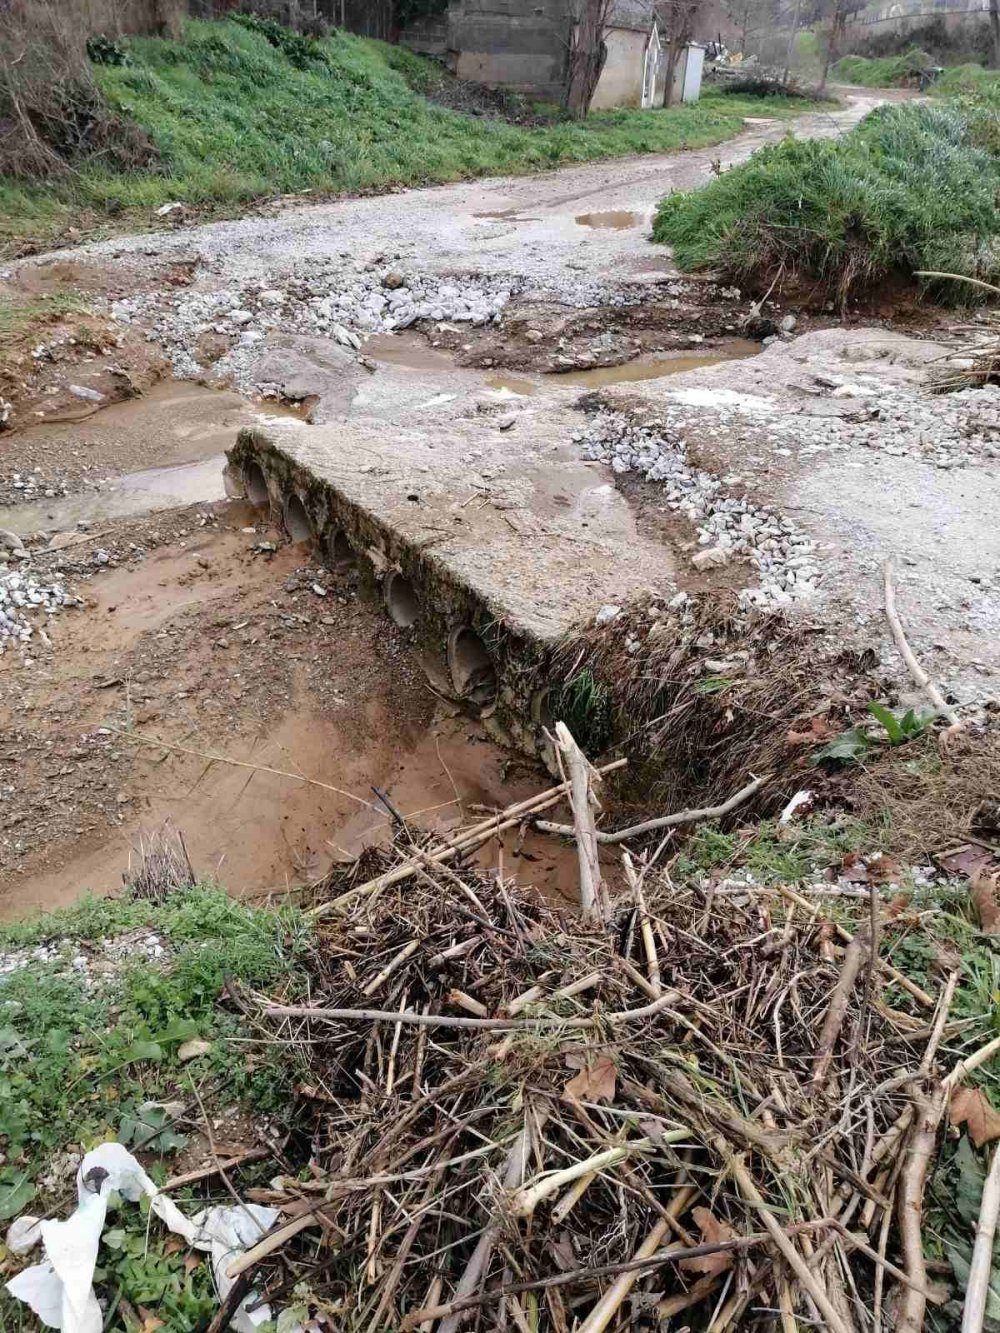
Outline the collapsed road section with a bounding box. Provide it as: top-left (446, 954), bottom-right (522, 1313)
top-left (225, 409), bottom-right (680, 760)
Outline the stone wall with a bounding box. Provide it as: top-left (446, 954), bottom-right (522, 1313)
top-left (438, 0), bottom-right (572, 100)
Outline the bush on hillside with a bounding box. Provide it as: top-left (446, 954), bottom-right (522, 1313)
top-left (653, 99), bottom-right (1000, 303)
top-left (229, 10), bottom-right (330, 69)
top-left (831, 47), bottom-right (932, 87)
top-left (0, 0), bottom-right (156, 178)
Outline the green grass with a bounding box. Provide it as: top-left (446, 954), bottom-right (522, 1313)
top-left (653, 97), bottom-right (1000, 302)
top-left (0, 17), bottom-right (821, 256)
top-left (832, 47), bottom-right (1000, 96)
top-left (0, 885), bottom-right (311, 1329)
top-left (0, 291), bottom-right (88, 347)
top-left (831, 46), bottom-right (933, 87)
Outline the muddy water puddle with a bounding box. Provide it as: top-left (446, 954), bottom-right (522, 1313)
top-left (0, 456), bottom-right (228, 535)
top-left (1, 510), bottom-right (583, 919)
top-left (574, 210), bottom-right (647, 230)
top-left (1, 380), bottom-right (298, 535)
top-left (486, 340), bottom-right (759, 395)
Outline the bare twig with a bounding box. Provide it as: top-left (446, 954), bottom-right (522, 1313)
top-left (537, 774), bottom-right (768, 844)
top-left (963, 1145), bottom-right (1000, 1333)
top-left (883, 559), bottom-right (962, 737)
top-left (553, 722), bottom-right (606, 921)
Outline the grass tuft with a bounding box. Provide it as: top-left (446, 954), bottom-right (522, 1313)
top-left (653, 97), bottom-right (1000, 302)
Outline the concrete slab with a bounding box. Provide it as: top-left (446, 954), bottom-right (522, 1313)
top-left (228, 403), bottom-right (677, 646)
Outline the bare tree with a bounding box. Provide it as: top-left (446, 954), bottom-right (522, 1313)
top-left (991, 0), bottom-right (1000, 68)
top-left (659, 0), bottom-right (700, 105)
top-left (565, 0), bottom-right (613, 118)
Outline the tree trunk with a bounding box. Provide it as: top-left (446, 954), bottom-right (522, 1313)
top-left (781, 0), bottom-right (803, 85)
top-left (565, 0), bottom-right (609, 118)
top-left (991, 0), bottom-right (1000, 69)
top-left (820, 0), bottom-right (846, 90)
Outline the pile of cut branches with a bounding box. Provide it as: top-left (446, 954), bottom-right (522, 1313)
top-left (241, 798), bottom-right (997, 1331)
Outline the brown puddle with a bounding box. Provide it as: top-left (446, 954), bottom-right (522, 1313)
top-left (574, 210), bottom-right (645, 230)
top-left (364, 332), bottom-right (458, 372)
top-left (0, 509), bottom-right (588, 919)
top-left (486, 375), bottom-right (539, 397)
top-left (550, 341), bottom-right (760, 388)
top-left (0, 381), bottom-right (298, 536)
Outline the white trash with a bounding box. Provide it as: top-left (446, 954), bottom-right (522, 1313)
top-left (5, 1142), bottom-right (280, 1333)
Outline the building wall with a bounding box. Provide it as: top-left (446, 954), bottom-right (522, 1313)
top-left (446, 0), bottom-right (571, 100)
top-left (590, 26), bottom-right (648, 108)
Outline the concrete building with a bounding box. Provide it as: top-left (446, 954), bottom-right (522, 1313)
top-left (401, 0), bottom-right (679, 109)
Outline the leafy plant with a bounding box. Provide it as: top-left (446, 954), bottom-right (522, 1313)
top-left (86, 35), bottom-right (131, 68)
top-left (118, 1100), bottom-right (188, 1154)
top-left (867, 702), bottom-right (934, 744)
top-left (814, 725), bottom-right (873, 765)
top-left (813, 702), bottom-right (936, 765)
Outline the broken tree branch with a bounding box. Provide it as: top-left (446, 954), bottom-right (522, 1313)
top-left (536, 773), bottom-right (768, 844)
top-left (962, 1145), bottom-right (1000, 1333)
top-left (896, 1086), bottom-right (948, 1333)
top-left (553, 721), bottom-right (606, 921)
top-left (813, 921), bottom-right (871, 1089)
top-left (263, 989), bottom-right (682, 1032)
top-left (883, 559), bottom-right (962, 735)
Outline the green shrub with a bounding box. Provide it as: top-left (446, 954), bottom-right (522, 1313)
top-left (831, 47), bottom-right (932, 87)
top-left (654, 98), bottom-right (1000, 302)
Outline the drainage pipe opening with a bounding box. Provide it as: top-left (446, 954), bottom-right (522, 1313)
top-left (328, 530), bottom-right (357, 569)
top-left (244, 462), bottom-right (269, 508)
top-left (283, 493), bottom-right (312, 544)
top-left (448, 627), bottom-right (498, 707)
top-left (385, 572), bottom-right (420, 629)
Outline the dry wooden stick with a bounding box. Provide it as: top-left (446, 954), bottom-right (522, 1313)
top-left (896, 1085), bottom-right (948, 1333)
top-left (403, 1222), bottom-right (834, 1328)
top-left (883, 558), bottom-right (962, 735)
top-left (438, 1115), bottom-right (533, 1333)
top-left (537, 773), bottom-right (768, 844)
top-left (553, 722), bottom-right (605, 921)
top-left (776, 883), bottom-right (934, 1008)
top-left (813, 921), bottom-right (871, 1088)
top-left (315, 757), bottom-right (627, 916)
top-left (963, 1145), bottom-right (1000, 1333)
top-left (712, 1137), bottom-right (853, 1333)
top-left (363, 939), bottom-right (420, 997)
top-left (624, 852), bottom-right (661, 997)
top-left (264, 988), bottom-right (682, 1032)
top-left (161, 1147), bottom-right (270, 1192)
top-left (576, 1185), bottom-right (697, 1333)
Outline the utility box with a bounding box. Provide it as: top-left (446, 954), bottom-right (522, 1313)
top-left (670, 42), bottom-right (706, 104)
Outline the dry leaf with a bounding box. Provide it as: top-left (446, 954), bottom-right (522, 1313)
top-left (839, 852), bottom-right (869, 884)
top-left (866, 854), bottom-right (903, 885)
top-left (139, 1313), bottom-right (165, 1333)
top-left (971, 868), bottom-right (1000, 934)
top-left (184, 1252), bottom-right (203, 1276)
top-left (949, 1086), bottom-right (1000, 1147)
top-left (678, 1206), bottom-right (739, 1276)
top-left (563, 1054), bottom-right (617, 1104)
top-left (886, 893), bottom-right (911, 918)
top-left (938, 844), bottom-right (995, 879)
top-left (786, 717), bottom-right (836, 746)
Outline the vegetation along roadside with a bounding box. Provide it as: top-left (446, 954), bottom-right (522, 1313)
top-left (0, 17), bottom-right (822, 259)
top-left (653, 94), bottom-right (1000, 303)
